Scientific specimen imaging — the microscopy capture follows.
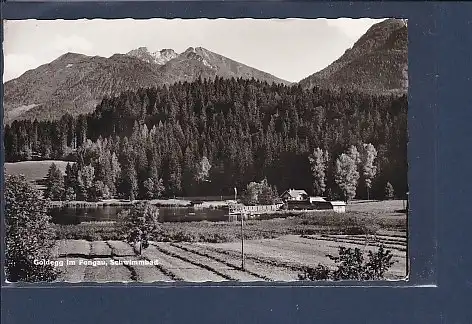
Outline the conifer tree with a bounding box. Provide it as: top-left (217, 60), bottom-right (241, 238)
top-left (44, 163), bottom-right (65, 200)
top-left (119, 157), bottom-right (138, 201)
top-left (77, 164), bottom-right (95, 201)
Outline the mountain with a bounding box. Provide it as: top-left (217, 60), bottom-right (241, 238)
top-left (156, 47), bottom-right (290, 85)
top-left (299, 18), bottom-right (408, 94)
top-left (4, 47), bottom-right (289, 122)
top-left (126, 47), bottom-right (178, 65)
top-left (3, 52), bottom-right (163, 122)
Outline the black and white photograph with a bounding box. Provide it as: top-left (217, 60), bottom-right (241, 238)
top-left (3, 18), bottom-right (408, 283)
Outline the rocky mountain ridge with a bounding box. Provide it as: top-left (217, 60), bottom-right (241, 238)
top-left (4, 47), bottom-right (289, 122)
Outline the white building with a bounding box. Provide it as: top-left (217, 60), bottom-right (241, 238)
top-left (280, 189), bottom-right (308, 201)
top-left (309, 196), bottom-right (327, 204)
top-left (330, 201), bottom-right (346, 213)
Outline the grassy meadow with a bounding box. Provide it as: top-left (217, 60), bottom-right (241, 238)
top-left (5, 160), bottom-right (73, 190)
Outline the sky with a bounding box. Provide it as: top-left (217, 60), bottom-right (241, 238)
top-left (3, 18), bottom-right (386, 83)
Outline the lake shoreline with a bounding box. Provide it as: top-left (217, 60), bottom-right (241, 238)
top-left (49, 198), bottom-right (193, 208)
top-left (54, 207), bottom-right (407, 243)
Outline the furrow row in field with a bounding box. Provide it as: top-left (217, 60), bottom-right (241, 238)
top-left (143, 244), bottom-right (225, 282)
top-left (335, 233), bottom-right (407, 241)
top-left (370, 233), bottom-right (407, 241)
top-left (173, 243), bottom-right (271, 281)
top-left (83, 259), bottom-right (133, 283)
top-left (90, 241), bottom-right (112, 257)
top-left (56, 257), bottom-right (87, 283)
top-left (54, 239), bottom-right (91, 257)
top-left (306, 235), bottom-right (407, 252)
top-left (106, 240), bottom-right (136, 256)
top-left (123, 242), bottom-right (178, 282)
top-left (376, 230), bottom-right (407, 239)
top-left (113, 257), bottom-right (138, 281)
top-left (111, 256), bottom-right (175, 282)
top-left (168, 243), bottom-right (263, 282)
top-left (151, 242), bottom-right (232, 281)
top-left (178, 242), bottom-right (297, 281)
top-left (322, 234), bottom-right (407, 246)
top-left (140, 255), bottom-right (181, 282)
top-left (226, 236), bottom-right (343, 266)
top-left (318, 235), bottom-right (407, 249)
top-left (194, 241), bottom-right (318, 273)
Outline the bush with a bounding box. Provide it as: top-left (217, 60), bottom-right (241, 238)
top-left (64, 187), bottom-right (76, 201)
top-left (89, 180), bottom-right (110, 201)
top-left (299, 245), bottom-right (396, 281)
top-left (119, 202), bottom-right (160, 254)
top-left (298, 264), bottom-right (331, 281)
top-left (242, 179), bottom-right (278, 205)
top-left (172, 231), bottom-right (198, 243)
top-left (5, 174), bottom-right (58, 282)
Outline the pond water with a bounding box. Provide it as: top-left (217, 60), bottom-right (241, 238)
top-left (49, 205), bottom-right (228, 225)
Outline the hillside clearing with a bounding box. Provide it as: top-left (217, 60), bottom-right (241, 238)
top-left (5, 160), bottom-right (73, 189)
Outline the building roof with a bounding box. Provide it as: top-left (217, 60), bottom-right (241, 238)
top-left (310, 196), bottom-right (327, 202)
top-left (330, 201), bottom-right (346, 206)
top-left (282, 189), bottom-right (308, 197)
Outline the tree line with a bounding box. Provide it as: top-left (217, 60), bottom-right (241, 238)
top-left (5, 77), bottom-right (408, 200)
top-left (309, 143), bottom-right (399, 202)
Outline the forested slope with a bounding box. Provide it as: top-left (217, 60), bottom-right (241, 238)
top-left (4, 77), bottom-right (407, 200)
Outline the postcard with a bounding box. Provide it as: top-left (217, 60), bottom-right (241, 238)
top-left (3, 18), bottom-right (408, 283)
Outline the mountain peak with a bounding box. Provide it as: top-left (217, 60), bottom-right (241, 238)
top-left (183, 46), bottom-right (209, 54)
top-left (153, 48), bottom-right (178, 64)
top-left (380, 18), bottom-right (407, 28)
top-left (160, 48), bottom-right (176, 55)
top-left (126, 47), bottom-right (177, 65)
top-left (54, 52), bottom-right (88, 63)
top-left (135, 46), bottom-right (149, 52)
top-left (176, 46), bottom-right (215, 68)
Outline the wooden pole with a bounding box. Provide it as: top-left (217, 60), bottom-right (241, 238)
top-left (241, 213), bottom-right (245, 270)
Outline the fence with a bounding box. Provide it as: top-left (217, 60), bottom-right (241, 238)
top-left (227, 203), bottom-right (284, 221)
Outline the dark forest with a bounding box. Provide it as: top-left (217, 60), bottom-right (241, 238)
top-left (4, 77), bottom-right (408, 200)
